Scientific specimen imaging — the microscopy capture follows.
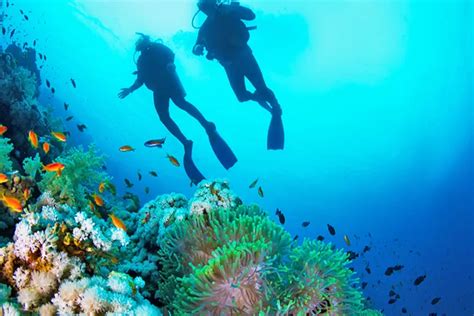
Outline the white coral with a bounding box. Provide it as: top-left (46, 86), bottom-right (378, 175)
top-left (30, 271), bottom-right (57, 295)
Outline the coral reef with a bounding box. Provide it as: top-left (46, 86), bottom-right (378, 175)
top-left (0, 137), bottom-right (13, 172)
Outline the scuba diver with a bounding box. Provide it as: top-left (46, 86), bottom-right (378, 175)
top-left (118, 33), bottom-right (237, 184)
top-left (192, 0), bottom-right (284, 150)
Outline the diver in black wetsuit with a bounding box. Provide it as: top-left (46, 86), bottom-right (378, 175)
top-left (119, 34), bottom-right (237, 183)
top-left (192, 0), bottom-right (284, 150)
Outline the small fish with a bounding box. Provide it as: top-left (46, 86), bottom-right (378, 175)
top-left (66, 116), bottom-right (74, 121)
top-left (1, 194), bottom-right (22, 213)
top-left (24, 15), bottom-right (28, 20)
top-left (392, 264), bottom-right (404, 271)
top-left (42, 142), bottom-right (50, 154)
top-left (98, 182), bottom-right (106, 193)
top-left (316, 235), bottom-right (324, 241)
top-left (365, 266), bottom-right (371, 274)
top-left (343, 234), bottom-right (351, 246)
top-left (33, 40), bottom-right (36, 46)
top-left (20, 9), bottom-right (24, 14)
top-left (249, 178), bottom-right (258, 189)
top-left (124, 178), bottom-right (133, 188)
top-left (92, 193), bottom-right (104, 207)
top-left (137, 171), bottom-right (142, 181)
top-left (401, 307), bottom-right (407, 313)
top-left (257, 186), bottom-right (264, 197)
top-left (1, 27), bottom-right (5, 35)
top-left (107, 182), bottom-right (117, 195)
top-left (64, 102), bottom-right (69, 110)
top-left (23, 187), bottom-right (31, 200)
top-left (22, 42), bottom-right (27, 49)
top-left (43, 162), bottom-right (65, 176)
top-left (39, 53), bottom-right (43, 60)
top-left (346, 250), bottom-right (358, 260)
top-left (10, 29), bottom-right (15, 38)
top-left (77, 124), bottom-right (87, 132)
top-left (144, 187), bottom-right (150, 194)
top-left (363, 245), bottom-right (371, 253)
top-left (388, 298), bottom-right (397, 304)
top-left (109, 213), bottom-right (126, 231)
top-left (51, 87), bottom-right (55, 94)
top-left (385, 267), bottom-right (394, 276)
top-left (70, 78), bottom-right (76, 88)
top-left (149, 171), bottom-right (158, 177)
top-left (119, 145), bottom-right (135, 152)
top-left (46, 79), bottom-right (51, 88)
top-left (431, 297), bottom-right (441, 305)
top-left (327, 224), bottom-right (336, 236)
top-left (389, 290), bottom-right (397, 297)
top-left (144, 138), bottom-right (166, 148)
top-left (361, 282), bottom-right (368, 289)
top-left (0, 125), bottom-right (7, 135)
top-left (293, 235), bottom-right (298, 241)
top-left (166, 154), bottom-right (180, 167)
top-left (0, 173), bottom-right (8, 184)
top-left (28, 130), bottom-right (39, 148)
top-left (142, 212), bottom-right (151, 224)
top-left (413, 275), bottom-right (426, 286)
top-left (275, 208), bottom-right (285, 224)
top-left (51, 131), bottom-right (67, 142)
top-left (302, 221), bottom-right (310, 227)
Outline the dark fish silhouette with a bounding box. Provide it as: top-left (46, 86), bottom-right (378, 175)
top-left (327, 224), bottom-right (336, 235)
top-left (363, 245), bottom-right (371, 253)
top-left (385, 267), bottom-right (394, 276)
top-left (144, 187), bottom-right (150, 194)
top-left (51, 87), bottom-right (55, 94)
top-left (401, 307), bottom-right (407, 313)
top-left (413, 275), bottom-right (426, 286)
top-left (431, 297), bottom-right (440, 305)
top-left (44, 55), bottom-right (47, 61)
top-left (124, 178), bottom-right (133, 188)
top-left (257, 186), bottom-right (264, 197)
top-left (388, 298), bottom-right (396, 304)
top-left (66, 116), bottom-right (73, 121)
top-left (2, 27), bottom-right (5, 35)
top-left (39, 53), bottom-right (43, 60)
top-left (64, 103), bottom-right (69, 110)
top-left (293, 235), bottom-right (298, 241)
top-left (248, 178), bottom-right (258, 189)
top-left (20, 9), bottom-right (23, 14)
top-left (392, 264), bottom-right (404, 271)
top-left (365, 266), bottom-right (371, 274)
top-left (46, 79), bottom-right (50, 88)
top-left (316, 235), bottom-right (324, 241)
top-left (10, 29), bottom-right (15, 38)
top-left (361, 282), bottom-right (367, 289)
top-left (144, 138), bottom-right (166, 148)
top-left (33, 40), bottom-right (36, 46)
top-left (77, 124), bottom-right (87, 132)
top-left (389, 290), bottom-right (396, 297)
top-left (149, 171), bottom-right (158, 177)
top-left (346, 250), bottom-right (358, 260)
top-left (24, 15), bottom-right (28, 20)
top-left (71, 78), bottom-right (76, 88)
top-left (302, 221), bottom-right (310, 227)
top-left (275, 208), bottom-right (285, 224)
top-left (137, 171), bottom-right (142, 181)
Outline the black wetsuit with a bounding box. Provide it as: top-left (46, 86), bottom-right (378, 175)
top-left (196, 4), bottom-right (280, 109)
top-left (134, 42), bottom-right (212, 146)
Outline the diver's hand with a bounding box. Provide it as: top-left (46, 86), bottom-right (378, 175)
top-left (118, 88), bottom-right (131, 99)
top-left (192, 44), bottom-right (204, 56)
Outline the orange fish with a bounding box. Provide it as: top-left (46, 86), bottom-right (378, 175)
top-left (1, 194), bottom-right (23, 212)
top-left (92, 193), bottom-right (104, 207)
top-left (0, 173), bottom-right (8, 184)
top-left (28, 130), bottom-right (39, 148)
top-left (166, 154), bottom-right (180, 167)
top-left (119, 145), bottom-right (134, 152)
top-left (89, 201), bottom-right (95, 211)
top-left (109, 213), bottom-right (127, 231)
top-left (51, 131), bottom-right (67, 142)
top-left (23, 187), bottom-right (31, 200)
top-left (42, 142), bottom-right (50, 154)
top-left (0, 125), bottom-right (7, 135)
top-left (43, 162), bottom-right (65, 176)
top-left (98, 182), bottom-right (106, 193)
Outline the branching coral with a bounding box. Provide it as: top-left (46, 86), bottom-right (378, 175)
top-left (0, 137), bottom-right (13, 172)
top-left (37, 145), bottom-right (110, 209)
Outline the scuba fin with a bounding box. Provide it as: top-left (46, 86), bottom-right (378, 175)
top-left (183, 141), bottom-right (205, 185)
top-left (207, 127), bottom-right (238, 170)
top-left (267, 106), bottom-right (284, 150)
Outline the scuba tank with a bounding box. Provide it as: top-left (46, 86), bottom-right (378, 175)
top-left (192, 0), bottom-right (257, 31)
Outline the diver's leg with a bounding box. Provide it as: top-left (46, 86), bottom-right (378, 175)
top-left (244, 52), bottom-right (281, 114)
top-left (222, 61), bottom-right (254, 103)
top-left (153, 93), bottom-right (190, 146)
top-left (171, 96), bottom-right (215, 132)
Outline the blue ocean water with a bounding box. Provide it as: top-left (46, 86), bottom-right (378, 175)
top-left (1, 0), bottom-right (472, 314)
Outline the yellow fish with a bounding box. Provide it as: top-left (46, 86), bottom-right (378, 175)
top-left (109, 213), bottom-right (127, 231)
top-left (344, 235), bottom-right (351, 246)
top-left (98, 182), bottom-right (106, 193)
top-left (119, 145), bottom-right (135, 152)
top-left (1, 194), bottom-right (23, 213)
top-left (51, 131), bottom-right (67, 142)
top-left (166, 154), bottom-right (180, 167)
